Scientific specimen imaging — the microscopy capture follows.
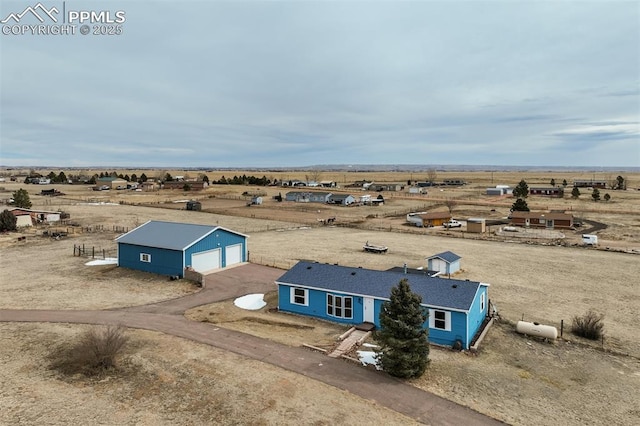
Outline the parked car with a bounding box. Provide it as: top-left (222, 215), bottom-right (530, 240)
top-left (444, 220), bottom-right (462, 228)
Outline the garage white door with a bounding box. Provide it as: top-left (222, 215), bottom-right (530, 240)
top-left (225, 244), bottom-right (243, 266)
top-left (192, 248), bottom-right (221, 272)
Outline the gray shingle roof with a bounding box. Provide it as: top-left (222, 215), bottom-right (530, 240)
top-left (426, 251), bottom-right (461, 263)
top-left (116, 221), bottom-right (245, 251)
top-left (276, 261), bottom-right (482, 311)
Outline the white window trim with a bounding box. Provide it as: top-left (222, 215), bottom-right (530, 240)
top-left (327, 294), bottom-right (353, 319)
top-left (290, 287), bottom-right (308, 306)
top-left (429, 309), bottom-right (451, 331)
top-left (140, 253), bottom-right (151, 263)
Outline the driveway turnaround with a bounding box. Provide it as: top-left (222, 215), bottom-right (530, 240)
top-left (0, 263), bottom-right (504, 425)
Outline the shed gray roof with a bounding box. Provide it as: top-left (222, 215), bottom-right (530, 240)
top-left (426, 251), bottom-right (461, 263)
top-left (276, 261), bottom-right (485, 312)
top-left (116, 221), bottom-right (246, 251)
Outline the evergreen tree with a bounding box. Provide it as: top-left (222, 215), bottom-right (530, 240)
top-left (202, 175), bottom-right (209, 183)
top-left (57, 171), bottom-right (67, 183)
top-left (140, 173), bottom-right (148, 182)
top-left (123, 174), bottom-right (130, 181)
top-left (550, 178), bottom-right (555, 187)
top-left (615, 175), bottom-right (625, 190)
top-left (0, 209), bottom-right (17, 232)
top-left (562, 179), bottom-right (568, 187)
top-left (12, 188), bottom-right (32, 209)
top-left (512, 179), bottom-right (529, 198)
top-left (511, 198), bottom-right (530, 212)
top-left (592, 188), bottom-right (601, 202)
top-left (603, 193), bottom-right (611, 202)
top-left (130, 173), bottom-right (138, 182)
top-left (375, 279), bottom-right (429, 379)
top-left (571, 187), bottom-right (580, 199)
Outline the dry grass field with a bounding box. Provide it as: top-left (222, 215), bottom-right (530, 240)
top-left (1, 169), bottom-right (639, 425)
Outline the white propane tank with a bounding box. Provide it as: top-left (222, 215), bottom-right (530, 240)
top-left (516, 321), bottom-right (558, 340)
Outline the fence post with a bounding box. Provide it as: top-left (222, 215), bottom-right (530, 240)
top-left (560, 319), bottom-right (564, 337)
top-left (92, 246), bottom-right (95, 259)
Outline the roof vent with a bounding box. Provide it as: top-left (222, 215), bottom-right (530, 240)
top-left (351, 272), bottom-right (356, 276)
top-left (306, 266), bottom-right (312, 270)
top-left (452, 284), bottom-right (458, 288)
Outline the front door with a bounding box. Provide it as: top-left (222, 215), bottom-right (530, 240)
top-left (363, 297), bottom-right (375, 323)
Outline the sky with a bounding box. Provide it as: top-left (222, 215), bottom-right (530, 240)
top-left (1, 0), bottom-right (638, 168)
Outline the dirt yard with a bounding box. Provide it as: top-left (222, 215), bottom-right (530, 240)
top-left (1, 171), bottom-right (639, 425)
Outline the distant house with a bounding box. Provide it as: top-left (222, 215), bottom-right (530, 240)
top-left (285, 191), bottom-right (311, 202)
top-left (328, 193), bottom-right (356, 205)
top-left (162, 181), bottom-right (208, 191)
top-left (443, 179), bottom-right (466, 186)
top-left (426, 251), bottom-right (462, 275)
top-left (320, 181), bottom-right (337, 188)
top-left (406, 211), bottom-right (452, 227)
top-left (116, 221), bottom-right (248, 277)
top-left (9, 208), bottom-right (61, 225)
top-left (10, 210), bottom-right (33, 227)
top-left (409, 187), bottom-right (427, 194)
top-left (276, 261), bottom-right (490, 350)
top-left (96, 177), bottom-right (128, 189)
top-left (510, 211), bottom-right (574, 229)
top-left (368, 183), bottom-right (404, 192)
top-left (345, 180), bottom-right (372, 189)
top-left (529, 187), bottom-right (564, 198)
top-left (309, 192), bottom-right (332, 203)
top-left (573, 180), bottom-right (607, 189)
top-left (486, 186), bottom-right (511, 196)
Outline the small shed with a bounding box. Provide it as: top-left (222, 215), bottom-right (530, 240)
top-left (251, 196), bottom-right (263, 205)
top-left (466, 218), bottom-right (486, 233)
top-left (426, 251), bottom-right (462, 275)
top-left (116, 221), bottom-right (248, 277)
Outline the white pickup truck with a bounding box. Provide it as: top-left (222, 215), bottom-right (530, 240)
top-left (443, 220), bottom-right (462, 228)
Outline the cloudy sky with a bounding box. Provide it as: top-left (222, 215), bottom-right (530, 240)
top-left (1, 1), bottom-right (638, 168)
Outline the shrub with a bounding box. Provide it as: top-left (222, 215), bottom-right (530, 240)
top-left (571, 310), bottom-right (605, 340)
top-left (50, 325), bottom-right (129, 376)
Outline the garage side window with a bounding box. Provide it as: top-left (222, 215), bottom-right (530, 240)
top-left (480, 292), bottom-right (485, 312)
top-left (140, 253), bottom-right (151, 263)
top-left (429, 309), bottom-right (451, 331)
top-left (290, 287), bottom-right (308, 306)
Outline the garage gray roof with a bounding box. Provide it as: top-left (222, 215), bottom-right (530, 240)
top-left (116, 221), bottom-right (246, 251)
top-left (277, 261), bottom-right (484, 312)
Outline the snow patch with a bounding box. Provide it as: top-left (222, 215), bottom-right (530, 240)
top-left (85, 258), bottom-right (118, 266)
top-left (357, 350), bottom-right (382, 370)
top-left (234, 293), bottom-right (266, 310)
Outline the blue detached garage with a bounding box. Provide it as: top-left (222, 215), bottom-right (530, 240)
top-left (276, 261), bottom-right (489, 350)
top-left (116, 221), bottom-right (248, 277)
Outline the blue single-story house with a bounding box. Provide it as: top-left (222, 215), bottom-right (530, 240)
top-left (116, 221), bottom-right (248, 277)
top-left (276, 261), bottom-right (489, 349)
top-left (426, 251), bottom-right (461, 275)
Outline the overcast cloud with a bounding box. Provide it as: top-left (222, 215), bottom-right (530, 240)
top-left (1, 1), bottom-right (638, 168)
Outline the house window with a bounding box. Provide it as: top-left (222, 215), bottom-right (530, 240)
top-left (140, 253), bottom-right (151, 263)
top-left (327, 294), bottom-right (353, 319)
top-left (480, 292), bottom-right (485, 312)
top-left (429, 309), bottom-right (451, 331)
top-left (290, 287), bottom-right (308, 306)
